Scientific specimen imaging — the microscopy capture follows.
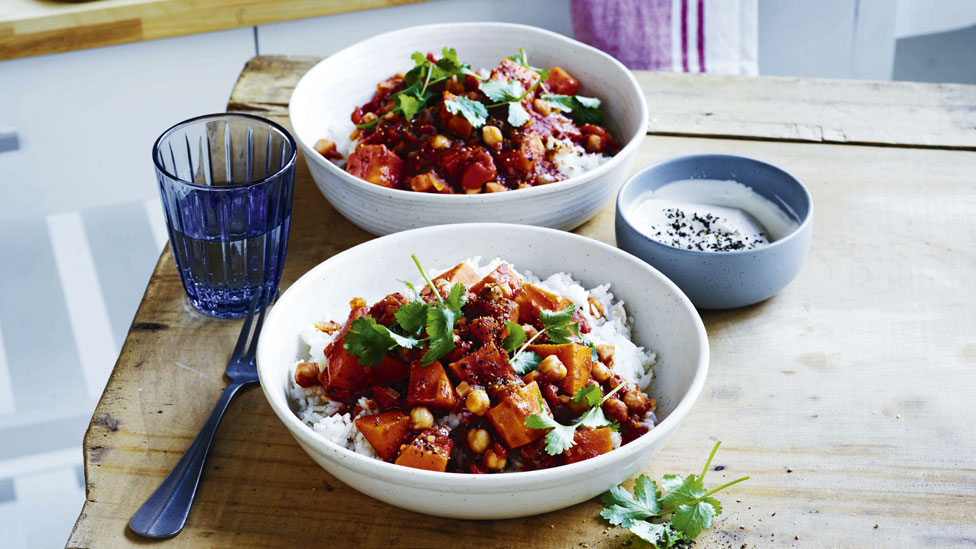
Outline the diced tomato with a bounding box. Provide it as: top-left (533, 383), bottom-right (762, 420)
top-left (564, 427), bottom-right (612, 464)
top-left (372, 385), bottom-right (405, 411)
top-left (346, 144), bottom-right (403, 188)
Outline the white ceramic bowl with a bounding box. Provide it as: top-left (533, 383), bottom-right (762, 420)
top-left (288, 23), bottom-right (648, 236)
top-left (256, 224), bottom-right (708, 519)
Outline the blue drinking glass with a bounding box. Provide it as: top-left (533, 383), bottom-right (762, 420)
top-left (153, 113), bottom-right (296, 318)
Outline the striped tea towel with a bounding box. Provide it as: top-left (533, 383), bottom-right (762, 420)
top-left (571, 0), bottom-right (758, 75)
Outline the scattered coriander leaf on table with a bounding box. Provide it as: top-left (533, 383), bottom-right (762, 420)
top-left (599, 441), bottom-right (749, 548)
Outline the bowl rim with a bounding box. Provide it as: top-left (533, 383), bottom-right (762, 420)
top-left (256, 223), bottom-right (708, 489)
top-left (288, 21), bottom-right (649, 203)
top-left (616, 153), bottom-right (814, 256)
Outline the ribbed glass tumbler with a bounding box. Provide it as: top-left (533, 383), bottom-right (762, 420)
top-left (153, 113), bottom-right (296, 318)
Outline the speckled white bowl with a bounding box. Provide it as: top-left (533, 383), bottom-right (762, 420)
top-left (256, 224), bottom-right (708, 519)
top-left (288, 23), bottom-right (648, 236)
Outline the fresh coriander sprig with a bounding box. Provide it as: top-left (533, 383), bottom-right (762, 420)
top-left (600, 441), bottom-right (750, 547)
top-left (524, 383), bottom-right (623, 455)
top-left (343, 254), bottom-right (464, 367)
top-left (541, 93), bottom-right (604, 124)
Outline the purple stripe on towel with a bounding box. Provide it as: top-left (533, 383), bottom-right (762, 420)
top-left (697, 0), bottom-right (706, 72)
top-left (681, 0), bottom-right (689, 72)
top-left (571, 0), bottom-right (673, 71)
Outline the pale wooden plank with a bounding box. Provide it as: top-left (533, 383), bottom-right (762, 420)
top-left (637, 71), bottom-right (976, 150)
top-left (227, 56), bottom-right (976, 150)
top-left (68, 121), bottom-right (976, 546)
top-left (0, 0), bottom-right (427, 61)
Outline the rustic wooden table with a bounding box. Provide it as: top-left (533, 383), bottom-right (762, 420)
top-left (68, 57), bottom-right (976, 548)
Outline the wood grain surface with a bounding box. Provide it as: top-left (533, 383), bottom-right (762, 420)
top-left (68, 57), bottom-right (976, 548)
top-left (0, 0), bottom-right (425, 61)
top-left (231, 56), bottom-right (976, 151)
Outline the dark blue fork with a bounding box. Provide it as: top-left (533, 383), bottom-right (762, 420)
top-left (129, 288), bottom-right (271, 538)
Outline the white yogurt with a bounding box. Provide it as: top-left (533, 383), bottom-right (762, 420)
top-left (628, 179), bottom-right (800, 252)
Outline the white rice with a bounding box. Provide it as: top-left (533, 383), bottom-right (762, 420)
top-left (290, 257), bottom-right (657, 459)
top-left (546, 136), bottom-right (612, 179)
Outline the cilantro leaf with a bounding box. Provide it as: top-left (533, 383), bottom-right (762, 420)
top-left (628, 520), bottom-right (678, 546)
top-left (507, 101), bottom-right (531, 127)
top-left (420, 306), bottom-right (457, 366)
top-left (539, 304), bottom-right (578, 344)
top-left (670, 497), bottom-right (720, 539)
top-left (394, 300), bottom-right (428, 335)
top-left (600, 475), bottom-right (662, 526)
top-left (396, 94), bottom-right (421, 122)
top-left (571, 383), bottom-right (603, 408)
top-left (540, 93), bottom-right (604, 124)
top-left (410, 51), bottom-right (427, 66)
top-left (660, 474), bottom-right (684, 492)
top-left (444, 96), bottom-right (488, 128)
top-left (575, 406), bottom-right (614, 430)
top-left (342, 316), bottom-right (397, 367)
top-left (524, 413), bottom-right (576, 455)
top-left (444, 283), bottom-right (467, 312)
top-left (510, 350), bottom-right (541, 375)
top-left (502, 321), bottom-right (526, 354)
top-left (480, 78), bottom-right (524, 103)
top-left (659, 474), bottom-right (706, 510)
top-left (599, 441), bottom-right (749, 548)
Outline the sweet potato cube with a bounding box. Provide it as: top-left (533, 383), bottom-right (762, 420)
top-left (525, 343), bottom-right (593, 396)
top-left (394, 427), bottom-right (454, 472)
top-left (563, 427), bottom-right (612, 464)
top-left (469, 263), bottom-right (523, 299)
top-left (514, 283), bottom-right (572, 325)
top-left (546, 66), bottom-right (580, 96)
top-left (420, 262), bottom-right (481, 300)
top-left (486, 381), bottom-right (549, 449)
top-left (446, 343), bottom-right (514, 386)
top-left (354, 411), bottom-right (412, 461)
top-left (320, 307), bottom-right (409, 396)
top-left (407, 361), bottom-right (458, 411)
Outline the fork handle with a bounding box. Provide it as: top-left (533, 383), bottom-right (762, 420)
top-left (129, 379), bottom-right (255, 538)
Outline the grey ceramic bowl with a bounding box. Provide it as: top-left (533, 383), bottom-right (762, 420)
top-left (615, 154), bottom-right (813, 309)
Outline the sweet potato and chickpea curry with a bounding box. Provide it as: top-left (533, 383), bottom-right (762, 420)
top-left (294, 257), bottom-right (656, 473)
top-left (314, 47), bottom-right (620, 194)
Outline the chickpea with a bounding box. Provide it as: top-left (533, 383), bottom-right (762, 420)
top-left (349, 297), bottom-right (367, 308)
top-left (410, 406), bottom-right (434, 430)
top-left (467, 428), bottom-right (491, 454)
top-left (596, 344), bottom-right (614, 365)
top-left (361, 112), bottom-right (378, 124)
top-left (430, 134), bottom-right (451, 150)
top-left (484, 182), bottom-right (508, 193)
top-left (313, 139), bottom-right (336, 156)
top-left (584, 134), bottom-right (604, 153)
top-left (293, 362), bottom-right (320, 388)
top-left (533, 98), bottom-right (552, 116)
top-left (538, 355), bottom-right (567, 382)
top-left (602, 398), bottom-right (629, 424)
top-left (522, 370), bottom-right (540, 384)
top-left (409, 173), bottom-right (433, 193)
top-left (464, 187), bottom-right (482, 195)
top-left (591, 360), bottom-right (612, 382)
top-left (465, 389), bottom-right (490, 416)
top-left (484, 448), bottom-right (507, 471)
top-left (456, 381), bottom-right (472, 398)
top-left (623, 389), bottom-right (649, 414)
top-left (482, 125), bottom-right (503, 146)
top-left (313, 320), bottom-right (340, 334)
